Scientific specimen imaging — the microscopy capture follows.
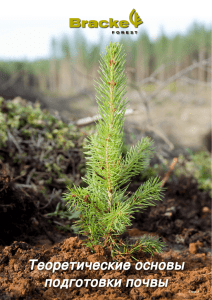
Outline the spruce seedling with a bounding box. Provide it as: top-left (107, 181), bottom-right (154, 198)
top-left (63, 42), bottom-right (166, 260)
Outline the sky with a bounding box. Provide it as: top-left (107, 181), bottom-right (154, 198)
top-left (0, 0), bottom-right (211, 61)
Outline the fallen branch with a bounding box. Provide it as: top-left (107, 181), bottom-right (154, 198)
top-left (160, 157), bottom-right (178, 187)
top-left (145, 58), bottom-right (210, 102)
top-left (73, 108), bottom-right (134, 127)
top-left (72, 109), bottom-right (174, 151)
top-left (179, 76), bottom-right (211, 86)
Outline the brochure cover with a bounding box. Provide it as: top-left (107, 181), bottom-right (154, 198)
top-left (0, 1), bottom-right (211, 299)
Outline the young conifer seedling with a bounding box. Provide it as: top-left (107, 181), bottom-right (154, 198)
top-left (63, 42), bottom-right (166, 260)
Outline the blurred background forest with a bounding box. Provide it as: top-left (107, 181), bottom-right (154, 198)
top-left (0, 22), bottom-right (211, 98)
top-left (0, 22), bottom-right (211, 152)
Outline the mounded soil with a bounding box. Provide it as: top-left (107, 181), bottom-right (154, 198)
top-left (0, 95), bottom-right (211, 300)
top-left (0, 162), bottom-right (211, 300)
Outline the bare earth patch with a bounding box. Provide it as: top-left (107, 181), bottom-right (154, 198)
top-left (0, 92), bottom-right (211, 299)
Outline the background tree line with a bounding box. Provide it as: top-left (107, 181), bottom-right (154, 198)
top-left (0, 22), bottom-right (211, 98)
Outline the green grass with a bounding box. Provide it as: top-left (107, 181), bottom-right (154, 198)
top-left (175, 149), bottom-right (212, 195)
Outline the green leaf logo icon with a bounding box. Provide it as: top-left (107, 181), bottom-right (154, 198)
top-left (129, 9), bottom-right (143, 28)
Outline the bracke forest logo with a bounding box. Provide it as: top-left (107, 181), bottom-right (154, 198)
top-left (69, 9), bottom-right (143, 35)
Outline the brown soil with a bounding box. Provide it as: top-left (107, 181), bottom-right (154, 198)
top-left (0, 167), bottom-right (211, 299)
top-left (0, 94), bottom-right (211, 299)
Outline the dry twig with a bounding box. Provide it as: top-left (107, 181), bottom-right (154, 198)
top-left (160, 157), bottom-right (178, 187)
